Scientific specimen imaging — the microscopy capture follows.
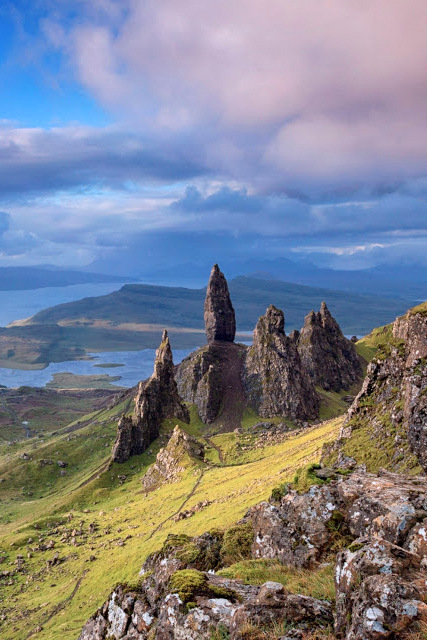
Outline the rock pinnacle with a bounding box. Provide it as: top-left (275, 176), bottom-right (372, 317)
top-left (204, 264), bottom-right (236, 344)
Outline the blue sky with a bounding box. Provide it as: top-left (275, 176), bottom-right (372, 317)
top-left (0, 0), bottom-right (426, 278)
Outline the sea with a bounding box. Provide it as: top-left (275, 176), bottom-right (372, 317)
top-left (0, 282), bottom-right (194, 389)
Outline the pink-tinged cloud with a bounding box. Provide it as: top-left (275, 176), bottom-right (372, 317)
top-left (51, 0), bottom-right (427, 194)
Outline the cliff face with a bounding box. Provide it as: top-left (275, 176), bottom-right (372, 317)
top-left (297, 302), bottom-right (363, 392)
top-left (243, 305), bottom-right (319, 421)
top-left (204, 264), bottom-right (236, 344)
top-left (176, 342), bottom-right (247, 427)
top-left (111, 331), bottom-right (189, 463)
top-left (329, 305), bottom-right (427, 473)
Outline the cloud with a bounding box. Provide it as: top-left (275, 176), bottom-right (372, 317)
top-left (0, 123), bottom-right (207, 197)
top-left (44, 0), bottom-right (427, 196)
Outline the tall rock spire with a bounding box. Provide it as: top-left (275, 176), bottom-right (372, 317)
top-left (111, 330), bottom-right (189, 463)
top-left (204, 264), bottom-right (236, 343)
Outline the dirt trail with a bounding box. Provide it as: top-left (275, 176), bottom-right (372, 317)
top-left (204, 436), bottom-right (224, 463)
top-left (145, 468), bottom-right (205, 541)
top-left (25, 571), bottom-right (88, 639)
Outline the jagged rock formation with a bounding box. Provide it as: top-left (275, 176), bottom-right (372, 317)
top-left (142, 425), bottom-right (204, 493)
top-left (112, 331), bottom-right (189, 462)
top-left (204, 264), bottom-right (236, 343)
top-left (243, 305), bottom-right (319, 420)
top-left (296, 301), bottom-right (363, 391)
top-left (78, 468), bottom-right (426, 639)
top-left (330, 305), bottom-right (427, 473)
top-left (176, 342), bottom-right (247, 427)
top-left (175, 265), bottom-right (245, 426)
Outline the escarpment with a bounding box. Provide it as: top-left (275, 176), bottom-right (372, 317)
top-left (329, 304), bottom-right (427, 473)
top-left (111, 330), bottom-right (189, 463)
top-left (297, 301), bottom-right (363, 391)
top-left (243, 305), bottom-right (319, 420)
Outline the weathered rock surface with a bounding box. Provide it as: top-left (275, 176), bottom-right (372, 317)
top-left (112, 331), bottom-right (189, 462)
top-left (332, 306), bottom-right (427, 473)
top-left (243, 305), bottom-right (319, 420)
top-left (79, 468), bottom-right (426, 639)
top-left (175, 342), bottom-right (247, 427)
top-left (297, 301), bottom-right (363, 392)
top-left (204, 264), bottom-right (236, 344)
top-left (142, 425), bottom-right (204, 493)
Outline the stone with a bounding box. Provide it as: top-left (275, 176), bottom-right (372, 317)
top-left (142, 426), bottom-right (205, 493)
top-left (175, 342), bottom-right (247, 426)
top-left (334, 305), bottom-right (427, 472)
top-left (243, 305), bottom-right (319, 420)
top-left (297, 301), bottom-right (363, 391)
top-left (112, 330), bottom-right (189, 462)
top-left (204, 264), bottom-right (236, 344)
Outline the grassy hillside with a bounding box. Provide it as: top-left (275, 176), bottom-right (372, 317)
top-left (0, 391), bottom-right (342, 640)
top-left (0, 387), bottom-right (118, 442)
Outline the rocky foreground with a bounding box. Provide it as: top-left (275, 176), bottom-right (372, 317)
top-left (79, 468), bottom-right (426, 639)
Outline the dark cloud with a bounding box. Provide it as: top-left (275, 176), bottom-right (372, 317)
top-left (0, 125), bottom-right (207, 197)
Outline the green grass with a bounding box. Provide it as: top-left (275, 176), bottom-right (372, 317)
top-left (0, 406), bottom-right (342, 640)
top-left (355, 323), bottom-right (393, 362)
top-left (217, 558), bottom-right (335, 602)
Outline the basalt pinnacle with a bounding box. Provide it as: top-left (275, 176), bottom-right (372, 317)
top-left (243, 305), bottom-right (319, 420)
top-left (204, 264), bottom-right (236, 343)
top-left (111, 330), bottom-right (189, 463)
top-left (297, 301), bottom-right (362, 392)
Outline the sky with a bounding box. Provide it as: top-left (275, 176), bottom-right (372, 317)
top-left (0, 0), bottom-right (426, 277)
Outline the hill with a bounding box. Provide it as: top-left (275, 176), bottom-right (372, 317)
top-left (19, 276), bottom-right (409, 335)
top-left (1, 276), bottom-right (410, 369)
top-left (0, 277), bottom-right (425, 639)
top-left (0, 267), bottom-right (132, 291)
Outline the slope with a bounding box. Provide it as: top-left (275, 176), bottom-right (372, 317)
top-left (0, 393), bottom-right (342, 640)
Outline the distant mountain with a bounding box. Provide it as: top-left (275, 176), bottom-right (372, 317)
top-left (0, 267), bottom-right (133, 291)
top-left (18, 275), bottom-right (411, 336)
top-left (90, 256), bottom-right (427, 300)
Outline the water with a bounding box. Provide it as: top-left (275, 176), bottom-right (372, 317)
top-left (0, 282), bottom-right (130, 327)
top-left (0, 348), bottom-right (194, 389)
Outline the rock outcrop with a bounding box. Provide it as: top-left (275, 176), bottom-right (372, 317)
top-left (204, 264), bottom-right (236, 344)
top-left (79, 467), bottom-right (426, 640)
top-left (331, 304), bottom-right (427, 473)
top-left (175, 265), bottom-right (245, 426)
top-left (142, 426), bottom-right (204, 493)
top-left (243, 305), bottom-right (319, 420)
top-left (112, 331), bottom-right (189, 462)
top-left (176, 342), bottom-right (247, 427)
top-left (296, 301), bottom-right (363, 391)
